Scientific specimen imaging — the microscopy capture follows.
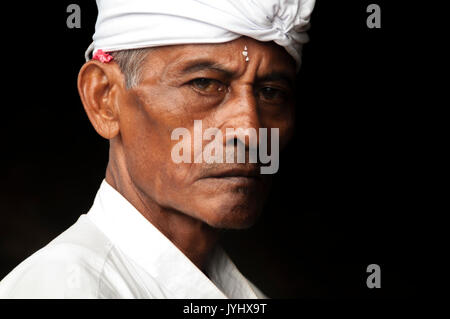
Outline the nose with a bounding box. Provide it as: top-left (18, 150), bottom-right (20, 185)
top-left (222, 85), bottom-right (261, 157)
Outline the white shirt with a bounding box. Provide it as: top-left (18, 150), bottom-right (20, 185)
top-left (0, 180), bottom-right (266, 299)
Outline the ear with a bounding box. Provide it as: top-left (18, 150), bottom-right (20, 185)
top-left (77, 60), bottom-right (125, 139)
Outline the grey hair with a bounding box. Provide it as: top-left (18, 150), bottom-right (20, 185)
top-left (109, 48), bottom-right (153, 89)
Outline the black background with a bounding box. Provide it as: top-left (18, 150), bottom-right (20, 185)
top-left (0, 1), bottom-right (431, 298)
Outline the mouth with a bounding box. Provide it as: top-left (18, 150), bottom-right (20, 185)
top-left (197, 166), bottom-right (266, 188)
top-left (197, 165), bottom-right (268, 196)
top-left (202, 167), bottom-right (261, 180)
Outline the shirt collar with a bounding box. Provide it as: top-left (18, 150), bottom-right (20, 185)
top-left (87, 180), bottom-right (260, 299)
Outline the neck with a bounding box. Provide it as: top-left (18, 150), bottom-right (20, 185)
top-left (104, 150), bottom-right (220, 272)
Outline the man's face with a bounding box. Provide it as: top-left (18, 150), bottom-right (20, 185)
top-left (115, 37), bottom-right (296, 229)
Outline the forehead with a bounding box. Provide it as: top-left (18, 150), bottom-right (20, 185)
top-left (141, 37), bottom-right (296, 79)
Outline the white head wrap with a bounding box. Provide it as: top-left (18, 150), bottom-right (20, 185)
top-left (85, 0), bottom-right (315, 70)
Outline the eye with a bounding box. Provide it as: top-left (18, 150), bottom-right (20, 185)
top-left (189, 78), bottom-right (227, 94)
top-left (257, 87), bottom-right (289, 104)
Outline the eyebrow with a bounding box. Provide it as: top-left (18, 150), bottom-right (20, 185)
top-left (179, 59), bottom-right (235, 78)
top-left (256, 71), bottom-right (295, 88)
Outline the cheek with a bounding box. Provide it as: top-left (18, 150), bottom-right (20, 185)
top-left (261, 104), bottom-right (295, 149)
top-left (280, 110), bottom-right (295, 147)
top-left (118, 93), bottom-right (198, 205)
top-left (124, 132), bottom-right (193, 207)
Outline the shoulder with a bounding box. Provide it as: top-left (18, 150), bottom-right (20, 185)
top-left (0, 215), bottom-right (114, 298)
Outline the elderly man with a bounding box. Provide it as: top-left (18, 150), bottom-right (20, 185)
top-left (0, 0), bottom-right (315, 298)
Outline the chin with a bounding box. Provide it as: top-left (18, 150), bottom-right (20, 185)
top-left (198, 198), bottom-right (264, 230)
top-left (182, 178), bottom-right (269, 229)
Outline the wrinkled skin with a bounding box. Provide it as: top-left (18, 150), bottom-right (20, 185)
top-left (78, 36), bottom-right (296, 270)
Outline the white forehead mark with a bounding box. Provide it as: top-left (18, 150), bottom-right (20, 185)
top-left (242, 45), bottom-right (249, 62)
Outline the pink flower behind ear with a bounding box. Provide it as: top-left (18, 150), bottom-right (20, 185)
top-left (92, 49), bottom-right (114, 63)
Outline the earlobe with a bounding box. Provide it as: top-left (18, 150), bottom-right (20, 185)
top-left (77, 61), bottom-right (122, 139)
